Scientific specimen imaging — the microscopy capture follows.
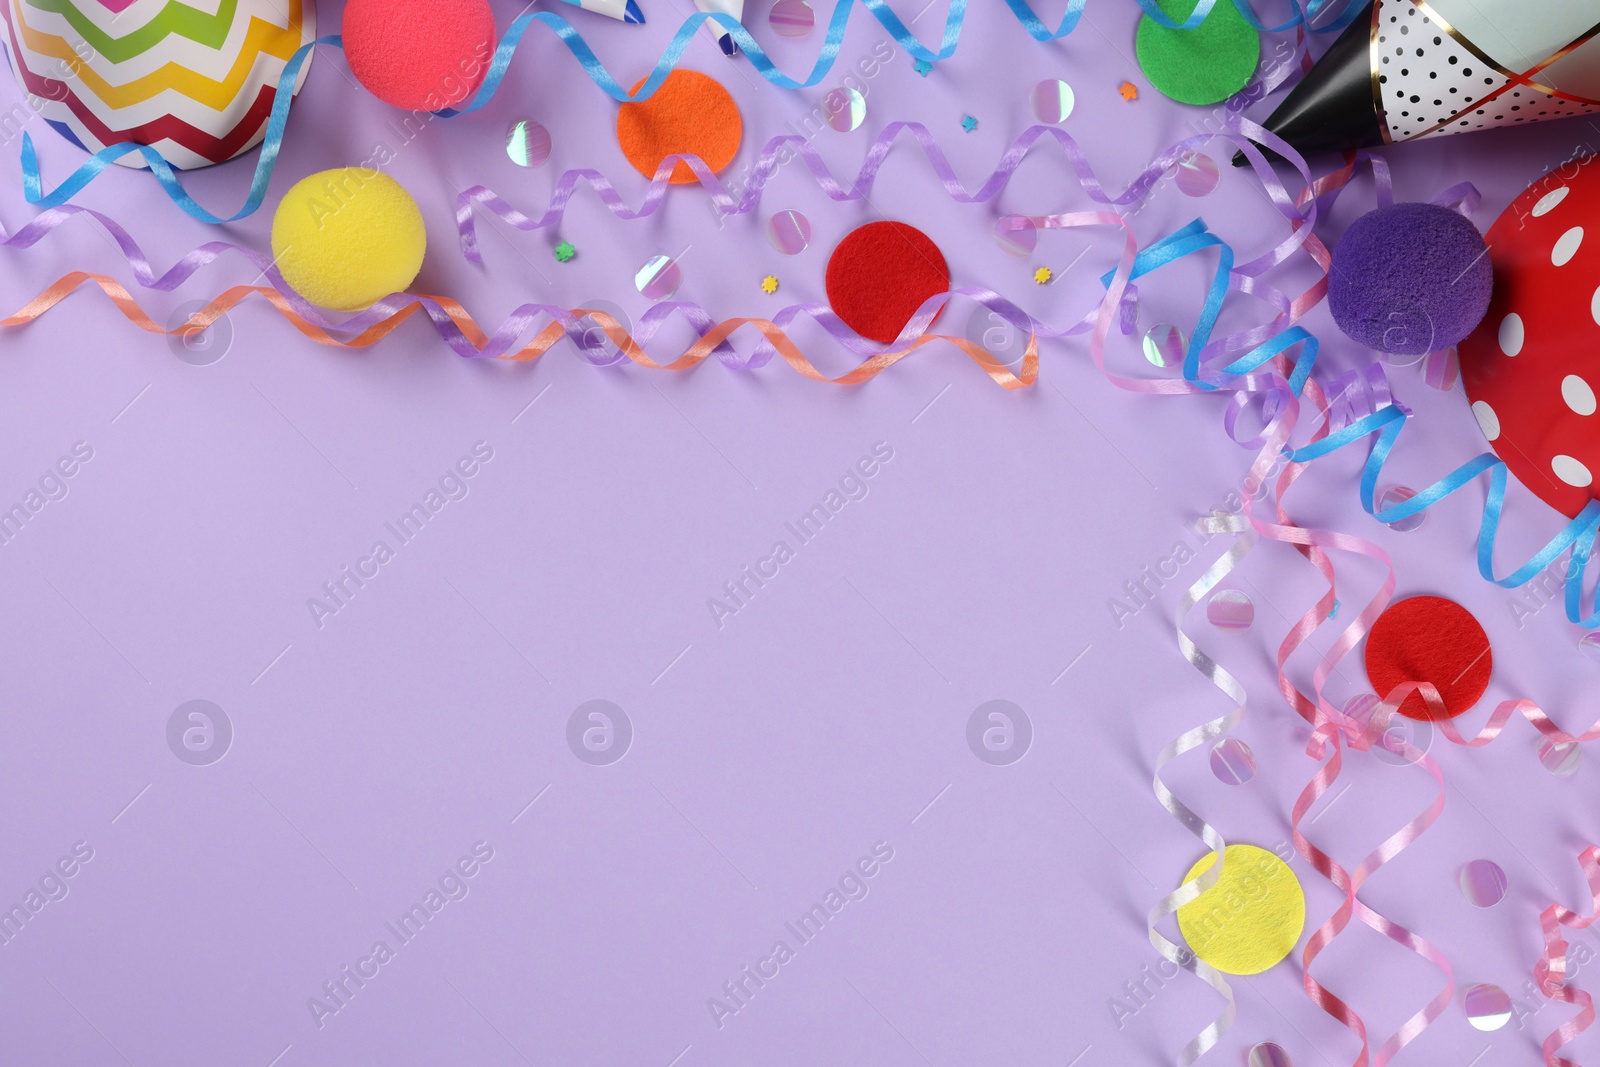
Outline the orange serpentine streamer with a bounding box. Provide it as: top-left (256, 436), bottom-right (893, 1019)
top-left (1, 273), bottom-right (1040, 389)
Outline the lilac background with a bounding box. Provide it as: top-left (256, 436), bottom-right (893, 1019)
top-left (3, 1), bottom-right (1600, 1064)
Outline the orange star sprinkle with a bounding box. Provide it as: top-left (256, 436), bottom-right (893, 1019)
top-left (1119, 81), bottom-right (1139, 102)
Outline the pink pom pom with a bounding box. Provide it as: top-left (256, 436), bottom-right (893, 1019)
top-left (342, 0), bottom-right (498, 111)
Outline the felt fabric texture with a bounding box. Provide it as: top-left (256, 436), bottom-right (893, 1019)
top-left (1460, 157), bottom-right (1600, 519)
top-left (1364, 595), bottom-right (1493, 721)
top-left (616, 70), bottom-right (742, 184)
top-left (825, 221), bottom-right (950, 344)
top-left (342, 0), bottom-right (497, 111)
top-left (272, 168), bottom-right (427, 311)
top-left (1328, 201), bottom-right (1494, 356)
top-left (1134, 0), bottom-right (1259, 106)
top-left (1175, 844), bottom-right (1305, 976)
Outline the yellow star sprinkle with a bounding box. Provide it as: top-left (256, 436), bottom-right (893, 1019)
top-left (761, 275), bottom-right (779, 294)
top-left (1033, 266), bottom-right (1053, 285)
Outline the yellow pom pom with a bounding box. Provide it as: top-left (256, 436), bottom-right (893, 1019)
top-left (271, 168), bottom-right (426, 311)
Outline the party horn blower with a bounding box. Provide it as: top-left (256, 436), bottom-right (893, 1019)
top-left (552, 0), bottom-right (645, 23)
top-left (694, 0), bottom-right (743, 56)
top-left (1238, 0), bottom-right (1600, 163)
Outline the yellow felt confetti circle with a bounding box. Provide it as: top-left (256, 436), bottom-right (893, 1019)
top-left (271, 168), bottom-right (427, 311)
top-left (1176, 844), bottom-right (1305, 975)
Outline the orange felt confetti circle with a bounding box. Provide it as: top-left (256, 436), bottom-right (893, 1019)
top-left (616, 70), bottom-right (742, 185)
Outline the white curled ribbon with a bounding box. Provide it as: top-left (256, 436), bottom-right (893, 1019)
top-left (1148, 508), bottom-right (1256, 1066)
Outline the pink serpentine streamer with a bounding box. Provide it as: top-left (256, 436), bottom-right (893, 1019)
top-left (1236, 257), bottom-right (1600, 1067)
top-left (1536, 846), bottom-right (1600, 1067)
top-left (1230, 359), bottom-right (1456, 1064)
top-left (1228, 345), bottom-right (1452, 1067)
top-left (1160, 135), bottom-right (1588, 1065)
top-left (4, 85), bottom-right (1540, 1064)
top-left (1113, 131), bottom-right (1460, 1055)
top-left (7, 39), bottom-right (1592, 1061)
top-left (1223, 320), bottom-right (1461, 1063)
top-left (1289, 694), bottom-right (1453, 1067)
top-left (1124, 118), bottom-right (1404, 1066)
top-left (1225, 145), bottom-right (1573, 1051)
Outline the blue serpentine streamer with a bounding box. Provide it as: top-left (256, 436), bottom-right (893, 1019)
top-left (1108, 218), bottom-right (1600, 629)
top-left (20, 0), bottom-right (1368, 222)
top-left (21, 35), bottom-right (340, 224)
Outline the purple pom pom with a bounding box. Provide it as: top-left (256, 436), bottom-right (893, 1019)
top-left (1328, 202), bottom-right (1494, 356)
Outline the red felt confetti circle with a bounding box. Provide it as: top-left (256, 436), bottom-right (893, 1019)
top-left (342, 0), bottom-right (498, 111)
top-left (825, 221), bottom-right (950, 344)
top-left (1460, 155), bottom-right (1600, 518)
top-left (1364, 596), bottom-right (1492, 721)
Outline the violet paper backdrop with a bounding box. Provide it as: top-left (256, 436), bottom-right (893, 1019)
top-left (1, 1), bottom-right (1598, 1064)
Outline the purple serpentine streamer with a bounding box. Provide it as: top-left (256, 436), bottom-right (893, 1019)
top-left (452, 9), bottom-right (1320, 265)
top-left (457, 122), bottom-right (1230, 265)
top-left (0, 202), bottom-right (276, 292)
top-left (4, 100), bottom-right (1409, 1065)
top-left (1326, 363), bottom-right (1395, 435)
top-left (4, 115), bottom-right (1334, 381)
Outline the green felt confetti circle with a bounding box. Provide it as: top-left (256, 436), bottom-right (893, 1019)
top-left (1135, 0), bottom-right (1261, 106)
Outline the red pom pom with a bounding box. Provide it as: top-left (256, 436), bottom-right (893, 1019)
top-left (342, 0), bottom-right (498, 111)
top-left (826, 222), bottom-right (950, 345)
top-left (1364, 595), bottom-right (1493, 721)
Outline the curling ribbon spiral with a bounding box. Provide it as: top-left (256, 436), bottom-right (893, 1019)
top-left (1255, 382), bottom-right (1455, 1063)
top-left (1149, 508), bottom-right (1254, 1065)
top-left (18, 0), bottom-right (1368, 223)
top-left (13, 105), bottom-right (1600, 625)
top-left (1291, 693), bottom-right (1454, 1067)
top-left (1157, 299), bottom-right (1453, 1063)
top-left (455, 124), bottom-right (1217, 265)
top-left (1535, 846), bottom-right (1600, 1067)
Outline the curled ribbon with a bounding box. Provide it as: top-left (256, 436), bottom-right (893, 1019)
top-left (1108, 141), bottom-right (1477, 1060)
top-left (1289, 406), bottom-right (1600, 629)
top-left (456, 124), bottom-right (1222, 266)
top-left (1149, 508), bottom-right (1254, 1066)
top-left (21, 36), bottom-right (335, 223)
top-left (14, 93), bottom-right (1600, 629)
top-left (0, 204), bottom-right (1154, 389)
top-left (1110, 135), bottom-right (1600, 630)
top-left (1219, 332), bottom-right (1450, 1067)
top-left (18, 0), bottom-right (1370, 223)
top-left (1325, 363), bottom-right (1395, 435)
top-left (1535, 846), bottom-right (1600, 1067)
top-left (1, 272), bottom-right (1043, 385)
top-left (1290, 693), bottom-right (1453, 1067)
